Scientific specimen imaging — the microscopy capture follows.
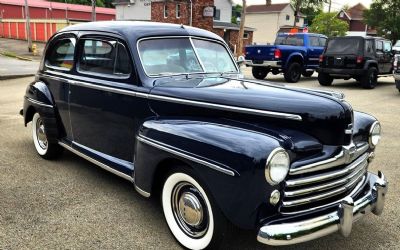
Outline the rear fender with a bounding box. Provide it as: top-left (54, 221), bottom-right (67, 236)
top-left (285, 52), bottom-right (304, 69)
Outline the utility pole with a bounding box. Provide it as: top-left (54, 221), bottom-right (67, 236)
top-left (91, 0), bottom-right (96, 21)
top-left (328, 0), bottom-right (332, 13)
top-left (24, 0), bottom-right (32, 52)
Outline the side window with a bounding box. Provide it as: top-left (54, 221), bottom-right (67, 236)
top-left (376, 40), bottom-right (383, 52)
top-left (384, 41), bottom-right (392, 53)
top-left (78, 38), bottom-right (132, 77)
top-left (309, 36), bottom-right (320, 47)
top-left (319, 37), bottom-right (327, 47)
top-left (365, 40), bottom-right (373, 55)
top-left (46, 37), bottom-right (75, 70)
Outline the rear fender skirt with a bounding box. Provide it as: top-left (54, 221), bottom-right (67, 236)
top-left (134, 118), bottom-right (283, 229)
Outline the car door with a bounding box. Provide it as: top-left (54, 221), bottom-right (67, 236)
top-left (41, 33), bottom-right (77, 141)
top-left (306, 36), bottom-right (323, 68)
top-left (68, 34), bottom-right (148, 173)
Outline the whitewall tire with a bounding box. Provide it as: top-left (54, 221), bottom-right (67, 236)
top-left (162, 171), bottom-right (224, 250)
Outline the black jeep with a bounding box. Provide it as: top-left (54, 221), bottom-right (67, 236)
top-left (318, 36), bottom-right (393, 89)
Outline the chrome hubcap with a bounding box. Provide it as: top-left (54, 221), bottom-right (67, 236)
top-left (36, 117), bottom-right (48, 150)
top-left (172, 182), bottom-right (208, 238)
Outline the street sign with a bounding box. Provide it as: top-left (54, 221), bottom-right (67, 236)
top-left (203, 6), bottom-right (214, 17)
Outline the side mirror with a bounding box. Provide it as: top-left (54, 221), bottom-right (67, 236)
top-left (237, 55), bottom-right (246, 66)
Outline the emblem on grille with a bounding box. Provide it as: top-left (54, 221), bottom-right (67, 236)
top-left (257, 49), bottom-right (261, 54)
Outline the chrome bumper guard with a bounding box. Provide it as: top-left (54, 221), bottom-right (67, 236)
top-left (257, 171), bottom-right (388, 246)
top-left (245, 60), bottom-right (280, 67)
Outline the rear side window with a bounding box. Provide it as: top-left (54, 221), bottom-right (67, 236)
top-left (275, 35), bottom-right (304, 46)
top-left (319, 37), bottom-right (327, 47)
top-left (326, 38), bottom-right (362, 54)
top-left (46, 38), bottom-right (75, 70)
top-left (309, 37), bottom-right (320, 47)
top-left (78, 39), bottom-right (132, 77)
top-left (376, 40), bottom-right (383, 52)
top-left (384, 41), bottom-right (392, 53)
top-left (365, 40), bottom-right (374, 55)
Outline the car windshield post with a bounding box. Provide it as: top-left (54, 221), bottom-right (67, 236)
top-left (138, 37), bottom-right (238, 77)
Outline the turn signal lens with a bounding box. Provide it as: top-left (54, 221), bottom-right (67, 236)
top-left (274, 49), bottom-right (282, 59)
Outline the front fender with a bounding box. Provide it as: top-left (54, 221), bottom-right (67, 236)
top-left (134, 118), bottom-right (284, 229)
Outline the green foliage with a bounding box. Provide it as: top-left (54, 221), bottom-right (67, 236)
top-left (309, 12), bottom-right (349, 37)
top-left (52, 0), bottom-right (114, 8)
top-left (231, 4), bottom-right (242, 24)
top-left (290, 0), bottom-right (327, 26)
top-left (364, 0), bottom-right (400, 42)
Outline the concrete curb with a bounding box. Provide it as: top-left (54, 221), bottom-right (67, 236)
top-left (0, 74), bottom-right (35, 80)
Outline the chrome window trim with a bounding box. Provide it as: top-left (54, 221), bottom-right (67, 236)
top-left (136, 35), bottom-right (240, 78)
top-left (25, 97), bottom-right (53, 108)
top-left (137, 135), bottom-right (236, 176)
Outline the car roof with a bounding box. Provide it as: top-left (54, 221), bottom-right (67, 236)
top-left (277, 32), bottom-right (327, 37)
top-left (59, 21), bottom-right (224, 42)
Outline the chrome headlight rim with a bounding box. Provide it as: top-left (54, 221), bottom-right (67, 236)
top-left (369, 121), bottom-right (381, 148)
top-left (265, 147), bottom-right (290, 185)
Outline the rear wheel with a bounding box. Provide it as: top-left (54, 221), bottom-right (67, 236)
top-left (302, 70), bottom-right (314, 77)
top-left (162, 168), bottom-right (228, 249)
top-left (32, 113), bottom-right (63, 159)
top-left (318, 72), bottom-right (334, 86)
top-left (252, 67), bottom-right (269, 80)
top-left (360, 67), bottom-right (378, 89)
top-left (284, 62), bottom-right (302, 83)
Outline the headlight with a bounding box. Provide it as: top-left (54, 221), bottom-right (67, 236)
top-left (369, 121), bottom-right (381, 148)
top-left (265, 148), bottom-right (290, 185)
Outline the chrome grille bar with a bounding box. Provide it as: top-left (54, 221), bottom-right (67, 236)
top-left (286, 153), bottom-right (369, 187)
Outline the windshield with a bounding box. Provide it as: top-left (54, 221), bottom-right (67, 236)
top-left (275, 35), bottom-right (304, 46)
top-left (138, 38), bottom-right (238, 76)
top-left (326, 38), bottom-right (362, 54)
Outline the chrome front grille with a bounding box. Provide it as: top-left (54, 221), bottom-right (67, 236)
top-left (281, 142), bottom-right (370, 215)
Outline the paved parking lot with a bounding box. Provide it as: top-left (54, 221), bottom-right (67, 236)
top-left (0, 72), bottom-right (399, 249)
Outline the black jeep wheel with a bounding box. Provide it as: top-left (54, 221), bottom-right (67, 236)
top-left (284, 62), bottom-right (302, 83)
top-left (252, 67), bottom-right (269, 80)
top-left (302, 70), bottom-right (314, 77)
top-left (318, 72), bottom-right (334, 86)
top-left (360, 67), bottom-right (378, 89)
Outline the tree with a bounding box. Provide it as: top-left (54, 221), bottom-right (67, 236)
top-left (364, 0), bottom-right (400, 42)
top-left (231, 4), bottom-right (242, 24)
top-left (237, 0), bottom-right (246, 57)
top-left (291, 0), bottom-right (327, 26)
top-left (309, 12), bottom-right (349, 37)
top-left (297, 3), bottom-right (323, 27)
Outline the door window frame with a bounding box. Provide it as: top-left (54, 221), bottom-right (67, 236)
top-left (44, 33), bottom-right (77, 72)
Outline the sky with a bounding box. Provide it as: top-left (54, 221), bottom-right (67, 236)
top-left (232, 0), bottom-right (373, 11)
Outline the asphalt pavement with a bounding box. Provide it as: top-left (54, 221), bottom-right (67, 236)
top-left (0, 55), bottom-right (40, 80)
top-left (0, 73), bottom-right (399, 249)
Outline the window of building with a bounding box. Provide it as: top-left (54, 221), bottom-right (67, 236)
top-left (214, 9), bottom-right (221, 20)
top-left (243, 33), bottom-right (249, 39)
top-left (78, 39), bottom-right (131, 77)
top-left (295, 16), bottom-right (299, 23)
top-left (46, 37), bottom-right (76, 70)
top-left (176, 4), bottom-right (181, 18)
top-left (286, 15), bottom-right (290, 21)
top-left (164, 4), bottom-right (168, 18)
top-left (340, 11), bottom-right (344, 18)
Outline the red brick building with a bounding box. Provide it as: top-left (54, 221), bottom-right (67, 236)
top-left (337, 3), bottom-right (376, 36)
top-left (0, 0), bottom-right (115, 41)
top-left (150, 0), bottom-right (254, 54)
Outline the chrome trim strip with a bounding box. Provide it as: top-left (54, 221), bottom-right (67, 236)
top-left (137, 135), bottom-right (235, 176)
top-left (58, 141), bottom-right (134, 182)
top-left (25, 97), bottom-right (53, 108)
top-left (147, 94), bottom-right (303, 121)
top-left (286, 153), bottom-right (369, 187)
top-left (134, 185), bottom-right (151, 198)
top-left (258, 172), bottom-right (388, 246)
top-left (289, 142), bottom-right (369, 175)
top-left (69, 79), bottom-right (137, 97)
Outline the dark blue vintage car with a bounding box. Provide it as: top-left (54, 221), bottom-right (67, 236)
top-left (21, 21), bottom-right (388, 249)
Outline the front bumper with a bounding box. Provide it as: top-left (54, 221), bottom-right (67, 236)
top-left (257, 171), bottom-right (388, 246)
top-left (245, 60), bottom-right (281, 68)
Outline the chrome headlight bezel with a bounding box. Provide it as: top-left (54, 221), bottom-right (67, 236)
top-left (369, 121), bottom-right (381, 148)
top-left (265, 147), bottom-right (290, 185)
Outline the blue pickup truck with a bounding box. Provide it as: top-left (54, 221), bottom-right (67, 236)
top-left (245, 33), bottom-right (327, 82)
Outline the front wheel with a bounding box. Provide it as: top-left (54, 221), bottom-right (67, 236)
top-left (318, 72), bottom-right (334, 86)
top-left (162, 169), bottom-right (228, 249)
top-left (32, 113), bottom-right (63, 159)
top-left (252, 67), bottom-right (269, 80)
top-left (284, 62), bottom-right (302, 83)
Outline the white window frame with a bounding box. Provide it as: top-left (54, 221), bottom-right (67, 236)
top-left (176, 4), bottom-right (181, 18)
top-left (164, 4), bottom-right (168, 18)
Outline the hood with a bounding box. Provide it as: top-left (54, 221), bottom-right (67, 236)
top-left (148, 77), bottom-right (353, 146)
